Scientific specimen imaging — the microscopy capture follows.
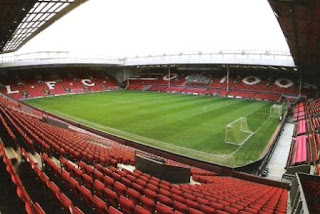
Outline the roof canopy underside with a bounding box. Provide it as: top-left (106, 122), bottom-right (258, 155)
top-left (268, 0), bottom-right (320, 70)
top-left (0, 0), bottom-right (86, 53)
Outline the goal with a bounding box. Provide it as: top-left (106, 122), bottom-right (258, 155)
top-left (270, 104), bottom-right (283, 118)
top-left (225, 117), bottom-right (253, 145)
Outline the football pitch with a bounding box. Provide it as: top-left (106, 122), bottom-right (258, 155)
top-left (25, 90), bottom-right (281, 167)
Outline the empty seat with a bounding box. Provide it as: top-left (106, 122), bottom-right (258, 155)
top-left (172, 200), bottom-right (188, 213)
top-left (199, 205), bottom-right (216, 214)
top-left (114, 181), bottom-right (127, 196)
top-left (143, 189), bottom-right (157, 200)
top-left (127, 188), bottom-right (141, 204)
top-left (185, 199), bottom-right (200, 209)
top-left (189, 208), bottom-right (205, 214)
top-left (103, 188), bottom-right (118, 208)
top-left (140, 196), bottom-right (155, 212)
top-left (109, 206), bottom-right (123, 214)
top-left (157, 194), bottom-right (172, 206)
top-left (34, 203), bottom-right (46, 214)
top-left (91, 195), bottom-right (108, 214)
top-left (134, 205), bottom-right (151, 214)
top-left (103, 175), bottom-right (114, 189)
top-left (94, 179), bottom-right (105, 198)
top-left (119, 196), bottom-right (135, 214)
top-left (69, 205), bottom-right (85, 214)
top-left (155, 203), bottom-right (174, 214)
top-left (78, 185), bottom-right (92, 206)
top-left (56, 192), bottom-right (72, 211)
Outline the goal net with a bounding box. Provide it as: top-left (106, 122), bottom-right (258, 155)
top-left (270, 104), bottom-right (283, 118)
top-left (225, 117), bottom-right (253, 145)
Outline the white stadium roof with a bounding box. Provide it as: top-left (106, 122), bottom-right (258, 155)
top-left (12, 0), bottom-right (292, 66)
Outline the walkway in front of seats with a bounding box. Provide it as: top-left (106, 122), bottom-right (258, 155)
top-left (265, 122), bottom-right (295, 181)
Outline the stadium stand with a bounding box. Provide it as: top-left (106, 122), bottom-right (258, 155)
top-left (286, 97), bottom-right (320, 167)
top-left (126, 72), bottom-right (313, 102)
top-left (0, 71), bottom-right (119, 100)
top-left (1, 0), bottom-right (320, 213)
top-left (0, 94), bottom-right (289, 213)
top-left (0, 69), bottom-right (316, 104)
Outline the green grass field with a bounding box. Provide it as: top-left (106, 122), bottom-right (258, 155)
top-left (25, 91), bottom-right (281, 167)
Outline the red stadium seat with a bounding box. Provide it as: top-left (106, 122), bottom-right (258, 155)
top-left (69, 206), bottom-right (85, 214)
top-left (91, 195), bottom-right (108, 214)
top-left (155, 203), bottom-right (174, 214)
top-left (56, 192), bottom-right (72, 211)
top-left (127, 188), bottom-right (141, 204)
top-left (119, 196), bottom-right (135, 214)
top-left (103, 188), bottom-right (118, 208)
top-left (189, 208), bottom-right (205, 214)
top-left (109, 206), bottom-right (123, 214)
top-left (134, 205), bottom-right (151, 214)
top-left (172, 200), bottom-right (188, 213)
top-left (140, 196), bottom-right (155, 212)
top-left (34, 203), bottom-right (46, 214)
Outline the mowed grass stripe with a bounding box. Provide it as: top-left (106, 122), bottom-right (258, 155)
top-left (164, 101), bottom-right (270, 151)
top-left (25, 91), bottom-right (279, 167)
top-left (61, 91), bottom-right (203, 123)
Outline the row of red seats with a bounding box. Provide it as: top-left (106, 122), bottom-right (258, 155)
top-left (0, 102), bottom-right (34, 147)
top-left (43, 154), bottom-right (152, 214)
top-left (288, 99), bottom-right (320, 167)
top-left (1, 76), bottom-right (119, 100)
top-left (1, 95), bottom-right (224, 180)
top-left (22, 81), bottom-right (46, 98)
top-left (286, 134), bottom-right (320, 166)
top-left (127, 73), bottom-right (306, 102)
top-left (0, 143), bottom-right (43, 214)
top-left (20, 147), bottom-right (83, 214)
top-left (293, 102), bottom-right (305, 121)
top-left (0, 111), bottom-right (16, 141)
top-left (129, 83), bottom-right (282, 102)
top-left (306, 97), bottom-right (320, 115)
top-left (296, 120), bottom-right (307, 135)
top-left (291, 135), bottom-right (307, 165)
top-left (71, 157), bottom-right (287, 214)
top-left (0, 98), bottom-right (135, 167)
top-left (254, 93), bottom-right (280, 102)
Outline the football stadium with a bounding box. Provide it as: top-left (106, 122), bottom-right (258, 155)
top-left (0, 0), bottom-right (319, 214)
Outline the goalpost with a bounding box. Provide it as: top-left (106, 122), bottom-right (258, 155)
top-left (270, 104), bottom-right (283, 118)
top-left (225, 117), bottom-right (253, 146)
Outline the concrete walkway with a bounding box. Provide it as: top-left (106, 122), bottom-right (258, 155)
top-left (265, 122), bottom-right (295, 181)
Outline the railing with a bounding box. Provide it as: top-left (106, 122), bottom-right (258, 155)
top-left (123, 50), bottom-right (295, 67)
top-left (0, 50), bottom-right (295, 68)
top-left (0, 51), bottom-right (122, 67)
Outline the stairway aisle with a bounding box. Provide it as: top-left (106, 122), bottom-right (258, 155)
top-left (265, 122), bottom-right (295, 181)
